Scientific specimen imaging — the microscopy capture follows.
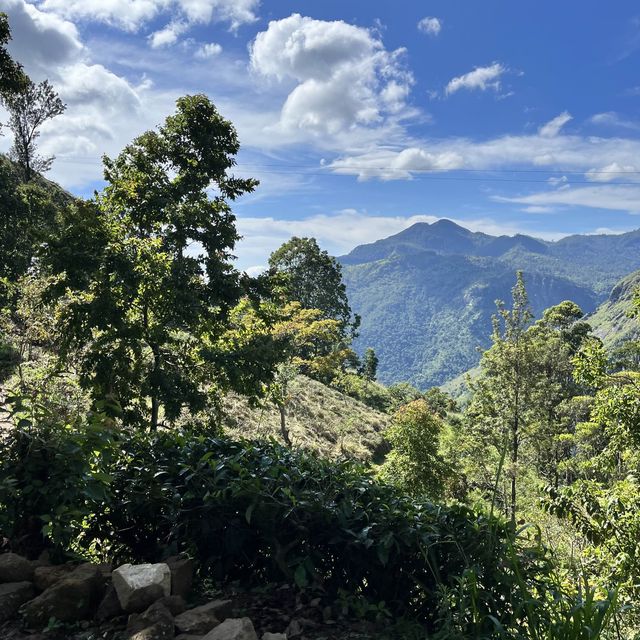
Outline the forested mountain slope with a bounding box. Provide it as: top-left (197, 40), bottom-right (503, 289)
top-left (341, 220), bottom-right (640, 388)
top-left (587, 268), bottom-right (640, 350)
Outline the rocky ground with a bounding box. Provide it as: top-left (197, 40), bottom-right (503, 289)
top-left (0, 552), bottom-right (395, 640)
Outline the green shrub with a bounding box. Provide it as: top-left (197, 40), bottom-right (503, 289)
top-left (0, 419), bottom-right (619, 637)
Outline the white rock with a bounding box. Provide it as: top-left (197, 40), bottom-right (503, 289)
top-left (112, 563), bottom-right (171, 612)
top-left (202, 617), bottom-right (258, 640)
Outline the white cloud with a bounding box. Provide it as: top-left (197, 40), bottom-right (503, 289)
top-left (590, 111), bottom-right (640, 131)
top-left (418, 17), bottom-right (441, 36)
top-left (586, 161), bottom-right (638, 183)
top-left (234, 210), bottom-right (569, 271)
top-left (249, 14), bottom-right (414, 143)
top-left (445, 62), bottom-right (506, 96)
top-left (539, 111), bottom-right (572, 137)
top-left (149, 21), bottom-right (188, 48)
top-left (195, 42), bottom-right (223, 58)
top-left (37, 0), bottom-right (259, 38)
top-left (495, 185), bottom-right (640, 214)
top-left (327, 125), bottom-right (640, 181)
top-left (0, 0), bottom-right (178, 188)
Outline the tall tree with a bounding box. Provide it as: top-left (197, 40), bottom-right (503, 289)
top-left (46, 95), bottom-right (259, 429)
top-left (5, 79), bottom-right (65, 180)
top-left (268, 237), bottom-right (360, 339)
top-left (466, 272), bottom-right (539, 523)
top-left (0, 13), bottom-right (26, 102)
top-left (360, 347), bottom-right (378, 381)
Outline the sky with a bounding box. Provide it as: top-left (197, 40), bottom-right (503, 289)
top-left (2, 0), bottom-right (640, 273)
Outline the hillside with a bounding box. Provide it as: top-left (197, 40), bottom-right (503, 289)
top-left (341, 220), bottom-right (640, 388)
top-left (221, 374), bottom-right (389, 461)
top-left (587, 269), bottom-right (640, 350)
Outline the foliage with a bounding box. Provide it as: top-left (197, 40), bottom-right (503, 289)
top-left (4, 78), bottom-right (66, 180)
top-left (269, 236), bottom-right (360, 340)
top-left (341, 220), bottom-right (640, 388)
top-left (1, 417), bottom-right (602, 638)
top-left (0, 12), bottom-right (26, 103)
top-left (360, 347), bottom-right (379, 381)
top-left (44, 96), bottom-right (262, 429)
top-left (379, 399), bottom-right (450, 500)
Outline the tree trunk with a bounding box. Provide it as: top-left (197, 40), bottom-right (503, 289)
top-left (279, 404), bottom-right (291, 447)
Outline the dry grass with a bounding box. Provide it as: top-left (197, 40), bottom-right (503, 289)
top-left (221, 375), bottom-right (390, 461)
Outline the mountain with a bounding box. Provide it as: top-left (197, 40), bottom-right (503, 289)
top-left (587, 269), bottom-right (640, 350)
top-left (340, 220), bottom-right (640, 389)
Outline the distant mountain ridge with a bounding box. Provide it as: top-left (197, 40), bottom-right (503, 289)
top-left (340, 220), bottom-right (640, 389)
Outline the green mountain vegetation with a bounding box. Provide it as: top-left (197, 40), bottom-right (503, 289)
top-left (587, 268), bottom-right (640, 351)
top-left (341, 219), bottom-right (640, 388)
top-left (4, 21), bottom-right (640, 638)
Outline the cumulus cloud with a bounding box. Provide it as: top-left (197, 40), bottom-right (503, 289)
top-left (195, 42), bottom-right (223, 58)
top-left (418, 17), bottom-right (441, 36)
top-left (38, 0), bottom-right (259, 39)
top-left (0, 0), bottom-right (177, 188)
top-left (445, 62), bottom-right (506, 95)
top-left (249, 14), bottom-right (414, 143)
top-left (149, 21), bottom-right (188, 48)
top-left (539, 111), bottom-right (572, 137)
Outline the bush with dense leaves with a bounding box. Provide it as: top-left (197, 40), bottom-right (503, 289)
top-left (0, 419), bottom-right (620, 637)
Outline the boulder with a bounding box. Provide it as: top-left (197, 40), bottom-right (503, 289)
top-left (127, 600), bottom-right (174, 640)
top-left (156, 594), bottom-right (186, 615)
top-left (262, 634), bottom-right (287, 640)
top-left (96, 584), bottom-right (125, 622)
top-left (34, 565), bottom-right (74, 591)
top-left (165, 555), bottom-right (194, 598)
top-left (0, 581), bottom-right (35, 622)
top-left (22, 563), bottom-right (104, 627)
top-left (174, 600), bottom-right (232, 635)
top-left (0, 552), bottom-right (34, 583)
top-left (202, 618), bottom-right (258, 640)
top-left (112, 563), bottom-right (171, 613)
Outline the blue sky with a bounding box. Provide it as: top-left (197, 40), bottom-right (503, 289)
top-left (2, 0), bottom-right (640, 271)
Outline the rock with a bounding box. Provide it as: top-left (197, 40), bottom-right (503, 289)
top-left (202, 618), bottom-right (258, 640)
top-left (262, 634), bottom-right (287, 640)
top-left (166, 555), bottom-right (194, 598)
top-left (33, 565), bottom-right (74, 591)
top-left (112, 563), bottom-right (171, 613)
top-left (284, 620), bottom-right (302, 638)
top-left (0, 581), bottom-right (35, 622)
top-left (96, 584), bottom-right (125, 622)
top-left (156, 594), bottom-right (186, 615)
top-left (175, 636), bottom-right (204, 640)
top-left (22, 563), bottom-right (104, 627)
top-left (127, 601), bottom-right (174, 640)
top-left (0, 552), bottom-right (34, 583)
top-left (174, 600), bottom-right (232, 635)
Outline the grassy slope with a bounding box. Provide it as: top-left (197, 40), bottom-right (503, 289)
top-left (221, 375), bottom-right (390, 461)
top-left (587, 269), bottom-right (640, 350)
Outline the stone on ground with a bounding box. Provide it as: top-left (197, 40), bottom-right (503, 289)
top-left (174, 599), bottom-right (232, 635)
top-left (0, 552), bottom-right (34, 583)
top-left (202, 618), bottom-right (258, 640)
top-left (262, 634), bottom-right (287, 640)
top-left (33, 564), bottom-right (74, 591)
top-left (96, 584), bottom-right (125, 622)
top-left (22, 563), bottom-right (104, 627)
top-left (112, 563), bottom-right (171, 612)
top-left (127, 600), bottom-right (174, 640)
top-left (0, 581), bottom-right (35, 622)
